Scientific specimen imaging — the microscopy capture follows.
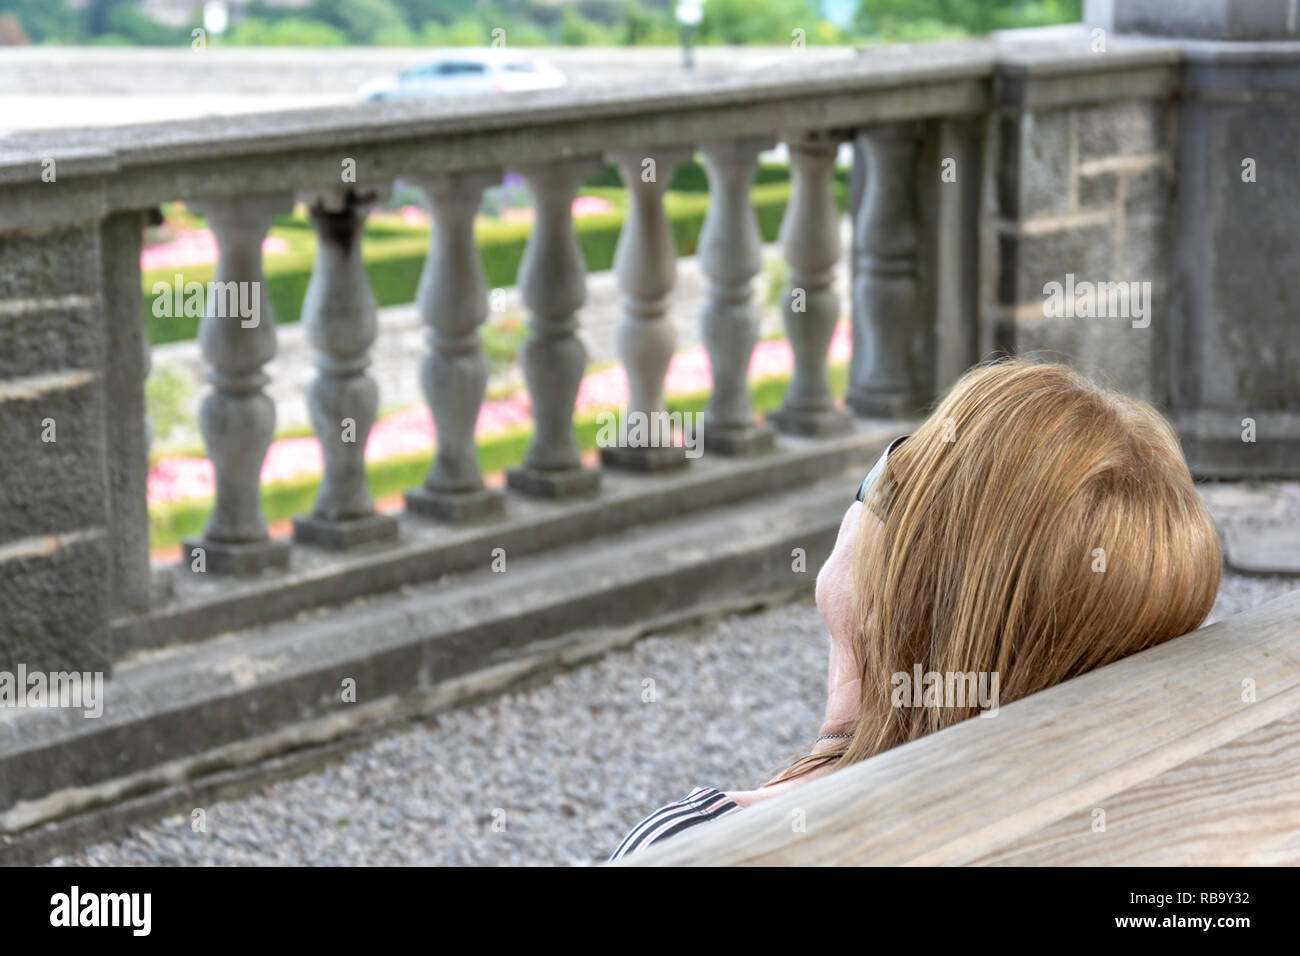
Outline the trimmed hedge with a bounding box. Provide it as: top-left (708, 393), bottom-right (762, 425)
top-left (143, 176), bottom-right (849, 347)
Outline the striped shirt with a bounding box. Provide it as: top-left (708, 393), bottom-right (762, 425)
top-left (609, 787), bottom-right (741, 861)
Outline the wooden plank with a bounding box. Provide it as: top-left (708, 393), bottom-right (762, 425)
top-left (623, 588), bottom-right (1300, 866)
top-left (969, 709), bottom-right (1300, 865)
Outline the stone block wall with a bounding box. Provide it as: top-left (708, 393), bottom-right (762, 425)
top-left (989, 96), bottom-right (1176, 405)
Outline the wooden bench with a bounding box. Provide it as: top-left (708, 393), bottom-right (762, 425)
top-left (623, 588), bottom-right (1300, 865)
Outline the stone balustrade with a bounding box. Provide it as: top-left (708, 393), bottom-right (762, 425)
top-left (0, 26), bottom-right (1296, 679)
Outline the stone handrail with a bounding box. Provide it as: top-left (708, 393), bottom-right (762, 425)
top-left (623, 588), bottom-right (1300, 866)
top-left (0, 36), bottom-right (1183, 218)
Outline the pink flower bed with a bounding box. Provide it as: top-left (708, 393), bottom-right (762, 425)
top-left (398, 205), bottom-right (429, 227)
top-left (147, 323), bottom-right (852, 508)
top-left (499, 195), bottom-right (614, 224)
top-left (141, 231), bottom-right (290, 272)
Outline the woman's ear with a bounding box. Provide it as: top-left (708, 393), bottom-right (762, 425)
top-left (817, 502), bottom-right (882, 659)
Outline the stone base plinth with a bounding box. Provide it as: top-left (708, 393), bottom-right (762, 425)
top-left (404, 486), bottom-right (506, 523)
top-left (292, 512), bottom-right (400, 550)
top-left (600, 443), bottom-right (690, 472)
top-left (1223, 525), bottom-right (1300, 576)
top-left (702, 423), bottom-right (775, 457)
top-left (181, 536), bottom-right (291, 575)
top-left (768, 406), bottom-right (854, 438)
top-left (506, 465), bottom-right (601, 499)
top-left (846, 389), bottom-right (914, 419)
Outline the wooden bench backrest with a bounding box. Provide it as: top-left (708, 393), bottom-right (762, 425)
top-left (625, 589), bottom-right (1300, 865)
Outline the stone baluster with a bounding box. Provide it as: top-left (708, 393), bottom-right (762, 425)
top-left (505, 159), bottom-right (603, 498)
top-left (601, 146), bottom-right (693, 471)
top-left (697, 137), bottom-right (776, 455)
top-left (769, 132), bottom-right (852, 436)
top-left (847, 124), bottom-right (920, 418)
top-left (183, 193), bottom-right (293, 574)
top-left (404, 169), bottom-right (506, 522)
top-left (290, 186), bottom-right (399, 548)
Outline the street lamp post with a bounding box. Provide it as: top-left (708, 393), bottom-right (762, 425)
top-left (676, 1), bottom-right (703, 70)
top-left (203, 1), bottom-right (229, 43)
top-left (202, 2), bottom-right (228, 95)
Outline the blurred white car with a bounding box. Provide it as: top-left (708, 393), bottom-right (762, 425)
top-left (359, 51), bottom-right (567, 101)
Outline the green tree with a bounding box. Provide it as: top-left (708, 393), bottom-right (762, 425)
top-left (373, 23), bottom-right (418, 44)
top-left (0, 0), bottom-right (82, 42)
top-left (420, 15), bottom-right (491, 45)
top-left (308, 0), bottom-right (408, 42)
top-left (103, 1), bottom-right (188, 44)
top-left (855, 0), bottom-right (1081, 38)
top-left (400, 0), bottom-right (475, 29)
top-left (227, 16), bottom-right (349, 45)
top-left (698, 0), bottom-right (827, 45)
top-left (618, 0), bottom-right (676, 45)
top-left (559, 5), bottom-right (614, 44)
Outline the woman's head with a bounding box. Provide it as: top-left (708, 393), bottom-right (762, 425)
top-left (802, 358), bottom-right (1221, 777)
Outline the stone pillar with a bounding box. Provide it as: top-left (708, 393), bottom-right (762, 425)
top-left (847, 124), bottom-right (920, 419)
top-left (505, 159), bottom-right (603, 499)
top-left (404, 169), bottom-right (506, 521)
top-left (183, 192), bottom-right (294, 574)
top-left (291, 187), bottom-right (399, 548)
top-left (1162, 25), bottom-right (1300, 476)
top-left (100, 211), bottom-right (153, 613)
top-left (601, 146), bottom-right (693, 471)
top-left (698, 137), bottom-right (775, 455)
top-left (0, 220), bottom-right (112, 672)
top-left (769, 132), bottom-right (852, 436)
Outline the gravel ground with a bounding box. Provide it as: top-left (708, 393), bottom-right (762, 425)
top-left (49, 562), bottom-right (1298, 867)
top-left (1206, 572), bottom-right (1300, 622)
top-left (51, 603), bottom-right (830, 867)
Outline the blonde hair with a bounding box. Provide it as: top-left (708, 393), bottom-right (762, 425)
top-left (774, 358), bottom-right (1222, 782)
